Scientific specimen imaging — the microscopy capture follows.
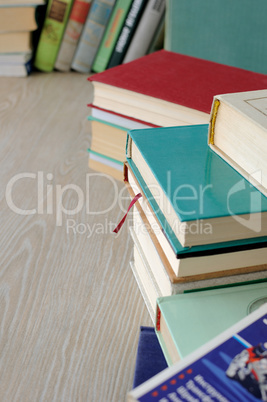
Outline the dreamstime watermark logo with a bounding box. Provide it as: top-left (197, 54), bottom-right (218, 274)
top-left (4, 169), bottom-right (264, 237)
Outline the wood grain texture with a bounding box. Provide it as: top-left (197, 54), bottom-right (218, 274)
top-left (0, 72), bottom-right (151, 401)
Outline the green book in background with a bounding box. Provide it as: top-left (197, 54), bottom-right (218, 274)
top-left (34, 0), bottom-right (74, 72)
top-left (92, 0), bottom-right (133, 73)
top-left (156, 282), bottom-right (267, 366)
top-left (165, 0), bottom-right (267, 74)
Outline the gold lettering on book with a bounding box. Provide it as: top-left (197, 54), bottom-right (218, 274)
top-left (209, 99), bottom-right (220, 145)
top-left (49, 0), bottom-right (68, 23)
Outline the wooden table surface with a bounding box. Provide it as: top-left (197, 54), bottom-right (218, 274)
top-left (0, 72), bottom-right (151, 401)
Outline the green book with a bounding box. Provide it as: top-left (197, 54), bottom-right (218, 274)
top-left (126, 124), bottom-right (267, 248)
top-left (92, 0), bottom-right (133, 73)
top-left (165, 0), bottom-right (267, 74)
top-left (156, 282), bottom-right (267, 366)
top-left (34, 0), bottom-right (74, 72)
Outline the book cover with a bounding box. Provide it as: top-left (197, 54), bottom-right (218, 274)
top-left (34, 0), bottom-right (74, 72)
top-left (165, 0), bottom-right (267, 75)
top-left (91, 0), bottom-right (133, 73)
top-left (107, 0), bottom-right (148, 69)
top-left (132, 326), bottom-right (168, 388)
top-left (128, 303), bottom-right (267, 401)
top-left (126, 124), bottom-right (267, 247)
top-left (209, 89), bottom-right (267, 198)
top-left (55, 0), bottom-right (92, 72)
top-left (155, 283), bottom-right (267, 366)
top-left (88, 50), bottom-right (267, 127)
top-left (71, 0), bottom-right (116, 73)
top-left (123, 0), bottom-right (165, 64)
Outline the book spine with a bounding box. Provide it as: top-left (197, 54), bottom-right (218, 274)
top-left (107, 0), bottom-right (148, 69)
top-left (122, 0), bottom-right (165, 64)
top-left (71, 0), bottom-right (116, 73)
top-left (55, 0), bottom-right (92, 71)
top-left (34, 0), bottom-right (74, 72)
top-left (208, 97), bottom-right (221, 145)
top-left (91, 0), bottom-right (134, 73)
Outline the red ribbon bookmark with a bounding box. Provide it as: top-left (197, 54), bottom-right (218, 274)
top-left (113, 193), bottom-right (142, 234)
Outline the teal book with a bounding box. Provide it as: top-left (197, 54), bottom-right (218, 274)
top-left (165, 0), bottom-right (267, 74)
top-left (126, 124), bottom-right (267, 248)
top-left (156, 282), bottom-right (267, 366)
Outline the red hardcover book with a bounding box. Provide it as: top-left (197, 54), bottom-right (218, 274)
top-left (88, 49), bottom-right (267, 127)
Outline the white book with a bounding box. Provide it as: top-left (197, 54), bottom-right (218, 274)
top-left (208, 89), bottom-right (267, 197)
top-left (123, 0), bottom-right (165, 64)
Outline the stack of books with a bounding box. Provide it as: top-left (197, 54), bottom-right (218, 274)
top-left (124, 86), bottom-right (267, 394)
top-left (88, 49), bottom-right (267, 181)
top-left (0, 0), bottom-right (45, 76)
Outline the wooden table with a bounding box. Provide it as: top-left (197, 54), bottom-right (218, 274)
top-left (0, 72), bottom-right (151, 401)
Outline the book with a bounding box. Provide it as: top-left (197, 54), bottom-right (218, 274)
top-left (130, 216), bottom-right (267, 323)
top-left (208, 89), bottom-right (267, 198)
top-left (125, 161), bottom-right (267, 278)
top-left (88, 149), bottom-right (124, 181)
top-left (0, 57), bottom-right (32, 76)
top-left (164, 0), bottom-right (267, 75)
top-left (89, 104), bottom-right (158, 129)
top-left (88, 104), bottom-right (159, 128)
top-left (132, 326), bottom-right (168, 388)
top-left (54, 0), bottom-right (92, 72)
top-left (71, 0), bottom-right (116, 73)
top-left (88, 50), bottom-right (267, 127)
top-left (0, 5), bottom-right (39, 33)
top-left (122, 0), bottom-right (165, 64)
top-left (0, 31), bottom-right (32, 53)
top-left (91, 0), bottom-right (133, 73)
top-left (126, 124), bottom-right (267, 248)
top-left (88, 112), bottom-right (152, 162)
top-left (128, 303), bottom-right (267, 401)
top-left (155, 283), bottom-right (267, 366)
top-left (107, 0), bottom-right (148, 69)
top-left (34, 0), bottom-right (74, 72)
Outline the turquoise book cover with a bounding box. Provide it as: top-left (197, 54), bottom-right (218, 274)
top-left (156, 282), bottom-right (267, 364)
top-left (126, 124), bottom-right (267, 247)
top-left (165, 0), bottom-right (267, 74)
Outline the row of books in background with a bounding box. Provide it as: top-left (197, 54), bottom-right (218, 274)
top-left (0, 0), bottom-right (165, 77)
top-left (88, 49), bottom-right (267, 400)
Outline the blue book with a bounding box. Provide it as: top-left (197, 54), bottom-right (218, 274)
top-left (126, 124), bottom-right (267, 248)
top-left (133, 326), bottom-right (168, 388)
top-left (128, 303), bottom-right (267, 401)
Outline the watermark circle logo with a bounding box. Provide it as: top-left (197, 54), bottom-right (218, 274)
top-left (247, 297), bottom-right (267, 314)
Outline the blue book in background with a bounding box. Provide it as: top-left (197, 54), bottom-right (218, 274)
top-left (133, 326), bottom-right (168, 388)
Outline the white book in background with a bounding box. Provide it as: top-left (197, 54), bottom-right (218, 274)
top-left (55, 0), bottom-right (93, 72)
top-left (128, 303), bottom-right (267, 402)
top-left (208, 89), bottom-right (267, 197)
top-left (0, 52), bottom-right (32, 64)
top-left (122, 0), bottom-right (165, 64)
top-left (71, 0), bottom-right (116, 73)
